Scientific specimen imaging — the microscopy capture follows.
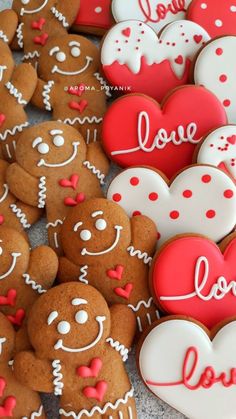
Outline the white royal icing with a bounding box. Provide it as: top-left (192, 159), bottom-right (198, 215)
top-left (101, 19), bottom-right (210, 77)
top-left (0, 30), bottom-right (8, 43)
top-left (0, 184), bottom-right (8, 203)
top-left (16, 23), bottom-right (24, 49)
top-left (59, 116), bottom-right (103, 126)
top-left (0, 121), bottom-right (29, 142)
top-left (38, 176), bottom-right (46, 208)
top-left (0, 252), bottom-right (21, 280)
top-left (107, 166), bottom-right (236, 245)
top-left (79, 265), bottom-right (88, 284)
top-left (194, 36), bottom-right (236, 124)
top-left (50, 6), bottom-right (69, 27)
top-left (128, 296), bottom-right (154, 312)
top-left (83, 160), bottom-right (106, 185)
top-left (20, 0), bottom-right (49, 15)
top-left (46, 219), bottom-right (64, 229)
top-left (23, 50), bottom-right (40, 61)
top-left (106, 337), bottom-right (129, 362)
top-left (21, 404), bottom-right (44, 419)
top-left (52, 359), bottom-right (64, 396)
top-left (10, 204), bottom-right (31, 229)
top-left (93, 72), bottom-right (112, 98)
top-left (5, 82), bottom-right (27, 105)
top-left (139, 319), bottom-right (236, 419)
top-left (42, 80), bottom-right (54, 111)
top-left (197, 125), bottom-right (236, 179)
top-left (127, 245), bottom-right (152, 265)
top-left (22, 273), bottom-right (47, 294)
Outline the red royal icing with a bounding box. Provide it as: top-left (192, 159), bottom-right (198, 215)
top-left (83, 380), bottom-right (107, 401)
top-left (64, 193), bottom-right (85, 207)
top-left (74, 0), bottom-right (113, 30)
top-left (0, 378), bottom-right (6, 397)
top-left (77, 358), bottom-right (102, 378)
top-left (122, 27), bottom-right (131, 37)
top-left (33, 33), bottom-right (48, 46)
top-left (7, 309), bottom-right (25, 327)
top-left (227, 135), bottom-right (236, 145)
top-left (102, 87), bottom-right (227, 178)
top-left (107, 265), bottom-right (124, 280)
top-left (31, 18), bottom-right (46, 30)
top-left (152, 235), bottom-right (236, 328)
top-left (0, 115), bottom-right (6, 127)
top-left (69, 100), bottom-right (88, 113)
top-left (0, 289), bottom-right (16, 307)
top-left (68, 84), bottom-right (86, 97)
top-left (0, 216), bottom-right (4, 225)
top-left (138, 0), bottom-right (186, 24)
top-left (174, 55), bottom-right (184, 65)
top-left (193, 34), bottom-right (203, 44)
top-left (114, 283), bottom-right (133, 299)
top-left (59, 174), bottom-right (79, 190)
top-left (0, 396), bottom-right (16, 417)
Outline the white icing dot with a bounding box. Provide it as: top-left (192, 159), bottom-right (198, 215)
top-left (200, 2), bottom-right (207, 9)
top-left (38, 143), bottom-right (49, 155)
top-left (56, 52), bottom-right (66, 63)
top-left (0, 247), bottom-right (3, 256)
top-left (215, 19), bottom-right (223, 27)
top-left (230, 5), bottom-right (236, 12)
top-left (95, 6), bottom-right (102, 13)
top-left (53, 135), bottom-right (64, 147)
top-left (21, 0), bottom-right (30, 4)
top-left (71, 47), bottom-right (80, 58)
top-left (75, 310), bottom-right (88, 324)
top-left (57, 321), bottom-right (71, 335)
top-left (80, 229), bottom-right (92, 241)
top-left (95, 218), bottom-right (107, 231)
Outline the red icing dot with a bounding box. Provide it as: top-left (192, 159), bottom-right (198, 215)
top-left (219, 74), bottom-right (227, 82)
top-left (216, 48), bottom-right (223, 55)
top-left (206, 210), bottom-right (216, 219)
top-left (170, 211), bottom-right (179, 220)
top-left (183, 190), bottom-right (192, 198)
top-left (133, 211), bottom-right (141, 216)
top-left (113, 193), bottom-right (121, 202)
top-left (202, 174), bottom-right (211, 183)
top-left (223, 99), bottom-right (231, 107)
top-left (149, 192), bottom-right (158, 201)
top-left (130, 177), bottom-right (139, 186)
top-left (224, 189), bottom-right (234, 198)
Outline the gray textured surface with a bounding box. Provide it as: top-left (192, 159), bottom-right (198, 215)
top-left (1, 0), bottom-right (185, 417)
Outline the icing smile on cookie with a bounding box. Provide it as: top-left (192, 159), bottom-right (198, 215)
top-left (20, 0), bottom-right (49, 16)
top-left (0, 184), bottom-right (8, 203)
top-left (51, 56), bottom-right (93, 76)
top-left (37, 141), bottom-right (80, 168)
top-left (81, 225), bottom-right (123, 256)
top-left (0, 65), bottom-right (7, 82)
top-left (0, 250), bottom-right (21, 280)
top-left (0, 337), bottom-right (6, 355)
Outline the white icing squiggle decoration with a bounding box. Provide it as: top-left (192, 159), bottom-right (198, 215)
top-left (106, 337), bottom-right (129, 362)
top-left (0, 184), bottom-right (8, 203)
top-left (46, 219), bottom-right (63, 229)
top-left (22, 404), bottom-right (43, 419)
top-left (93, 72), bottom-right (112, 98)
top-left (38, 176), bottom-right (46, 208)
top-left (127, 246), bottom-right (152, 266)
top-left (5, 82), bottom-right (27, 105)
top-left (16, 23), bottom-right (24, 48)
top-left (79, 265), bottom-right (88, 284)
top-left (22, 273), bottom-right (47, 294)
top-left (42, 81), bottom-right (54, 111)
top-left (59, 116), bottom-right (103, 125)
top-left (23, 50), bottom-right (40, 61)
top-left (83, 161), bottom-right (105, 185)
top-left (0, 30), bottom-right (8, 43)
top-left (0, 121), bottom-right (29, 142)
top-left (128, 297), bottom-right (153, 312)
top-left (59, 387), bottom-right (134, 418)
top-left (10, 204), bottom-right (31, 229)
top-left (50, 6), bottom-right (69, 28)
top-left (52, 359), bottom-right (64, 396)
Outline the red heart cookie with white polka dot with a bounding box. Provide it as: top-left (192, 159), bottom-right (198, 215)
top-left (102, 86), bottom-right (227, 178)
top-left (101, 19), bottom-right (210, 101)
top-left (194, 36), bottom-right (236, 124)
top-left (151, 233), bottom-right (236, 328)
top-left (107, 165), bottom-right (236, 245)
top-left (187, 0), bottom-right (236, 37)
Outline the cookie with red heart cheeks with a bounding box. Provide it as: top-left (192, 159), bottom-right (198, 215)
top-left (196, 125), bottom-right (236, 181)
top-left (151, 232), bottom-right (236, 328)
top-left (107, 165), bottom-right (236, 245)
top-left (102, 86), bottom-right (227, 178)
top-left (101, 20), bottom-right (210, 102)
top-left (194, 36), bottom-right (236, 124)
top-left (138, 317), bottom-right (236, 419)
top-left (187, 0), bottom-right (236, 37)
top-left (73, 0), bottom-right (114, 35)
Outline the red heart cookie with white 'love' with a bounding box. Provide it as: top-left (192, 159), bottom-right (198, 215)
top-left (196, 126), bottom-right (236, 181)
top-left (102, 86), bottom-right (227, 178)
top-left (107, 165), bottom-right (236, 245)
top-left (187, 0), bottom-right (236, 38)
top-left (151, 233), bottom-right (236, 328)
top-left (101, 20), bottom-right (210, 101)
top-left (138, 318), bottom-right (236, 419)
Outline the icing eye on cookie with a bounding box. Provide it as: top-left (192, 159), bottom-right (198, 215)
top-left (21, 0), bottom-right (30, 4)
top-left (57, 320), bottom-right (71, 335)
top-left (80, 230), bottom-right (92, 241)
top-left (69, 41), bottom-right (81, 57)
top-left (32, 137), bottom-right (50, 154)
top-left (95, 218), bottom-right (107, 231)
top-left (75, 310), bottom-right (88, 324)
top-left (49, 47), bottom-right (67, 63)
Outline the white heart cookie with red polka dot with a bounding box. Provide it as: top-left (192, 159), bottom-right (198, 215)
top-left (194, 36), bottom-right (236, 124)
top-left (197, 125), bottom-right (236, 181)
top-left (107, 165), bottom-right (236, 245)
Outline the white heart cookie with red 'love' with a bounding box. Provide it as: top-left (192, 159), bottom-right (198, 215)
top-left (107, 165), bottom-right (236, 245)
top-left (197, 126), bottom-right (236, 181)
top-left (101, 20), bottom-right (210, 101)
top-left (151, 234), bottom-right (236, 328)
top-left (139, 318), bottom-right (236, 419)
top-left (102, 86), bottom-right (227, 178)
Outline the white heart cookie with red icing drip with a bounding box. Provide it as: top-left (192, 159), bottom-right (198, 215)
top-left (101, 19), bottom-right (210, 101)
top-left (197, 126), bottom-right (236, 181)
top-left (138, 317), bottom-right (236, 419)
top-left (107, 165), bottom-right (236, 245)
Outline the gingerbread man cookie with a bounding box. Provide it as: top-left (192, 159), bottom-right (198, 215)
top-left (14, 282), bottom-right (137, 418)
top-left (0, 312), bottom-right (45, 418)
top-left (6, 122), bottom-right (109, 254)
top-left (101, 20), bottom-right (210, 102)
top-left (107, 165), bottom-right (236, 246)
top-left (73, 0), bottom-right (114, 35)
top-left (31, 34), bottom-right (108, 143)
top-left (58, 198), bottom-right (160, 334)
top-left (0, 9), bottom-right (37, 162)
top-left (12, 0), bottom-right (80, 66)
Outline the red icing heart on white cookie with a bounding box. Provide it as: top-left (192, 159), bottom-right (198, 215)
top-left (101, 20), bottom-right (210, 101)
top-left (102, 86), bottom-right (227, 178)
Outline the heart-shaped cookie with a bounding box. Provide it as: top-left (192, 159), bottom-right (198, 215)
top-left (196, 125), bottom-right (236, 181)
top-left (107, 165), bottom-right (236, 245)
top-left (138, 318), bottom-right (236, 419)
top-left (101, 20), bottom-right (210, 101)
top-left (151, 233), bottom-right (236, 328)
top-left (102, 86), bottom-right (227, 178)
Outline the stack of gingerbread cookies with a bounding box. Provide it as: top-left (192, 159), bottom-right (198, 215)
top-left (0, 1), bottom-right (235, 418)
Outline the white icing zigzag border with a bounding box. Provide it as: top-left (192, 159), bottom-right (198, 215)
top-left (46, 219), bottom-right (64, 229)
top-left (0, 30), bottom-right (8, 43)
top-left (22, 273), bottom-right (47, 294)
top-left (16, 23), bottom-right (24, 48)
top-left (128, 297), bottom-right (153, 312)
top-left (0, 121), bottom-right (29, 142)
top-left (59, 387), bottom-right (134, 418)
top-left (23, 50), bottom-right (40, 61)
top-left (38, 176), bottom-right (46, 209)
top-left (51, 6), bottom-right (69, 28)
top-left (127, 246), bottom-right (152, 266)
top-left (93, 72), bottom-right (112, 98)
top-left (79, 265), bottom-right (88, 284)
top-left (10, 204), bottom-right (31, 229)
top-left (42, 81), bottom-right (54, 111)
top-left (83, 161), bottom-right (105, 185)
top-left (106, 337), bottom-right (129, 362)
top-left (5, 82), bottom-right (27, 105)
top-left (22, 404), bottom-right (44, 419)
top-left (59, 116), bottom-right (103, 125)
top-left (52, 359), bottom-right (64, 396)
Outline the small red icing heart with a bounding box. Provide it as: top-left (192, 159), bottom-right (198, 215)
top-left (194, 35), bottom-right (203, 44)
top-left (68, 84), bottom-right (86, 97)
top-left (0, 396), bottom-right (16, 417)
top-left (0, 289), bottom-right (16, 307)
top-left (0, 215), bottom-right (4, 225)
top-left (107, 265), bottom-right (124, 280)
top-left (227, 135), bottom-right (236, 145)
top-left (122, 27), bottom-right (131, 37)
top-left (7, 309), bottom-right (25, 327)
top-left (174, 55), bottom-right (184, 65)
top-left (83, 381), bottom-right (107, 402)
top-left (114, 283), bottom-right (133, 299)
top-left (69, 100), bottom-right (88, 113)
top-left (0, 114), bottom-right (6, 127)
top-left (0, 378), bottom-right (6, 397)
top-left (64, 193), bottom-right (86, 207)
top-left (33, 33), bottom-right (49, 46)
top-left (77, 358), bottom-right (102, 378)
top-left (31, 18), bottom-right (46, 30)
top-left (59, 174), bottom-right (79, 190)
